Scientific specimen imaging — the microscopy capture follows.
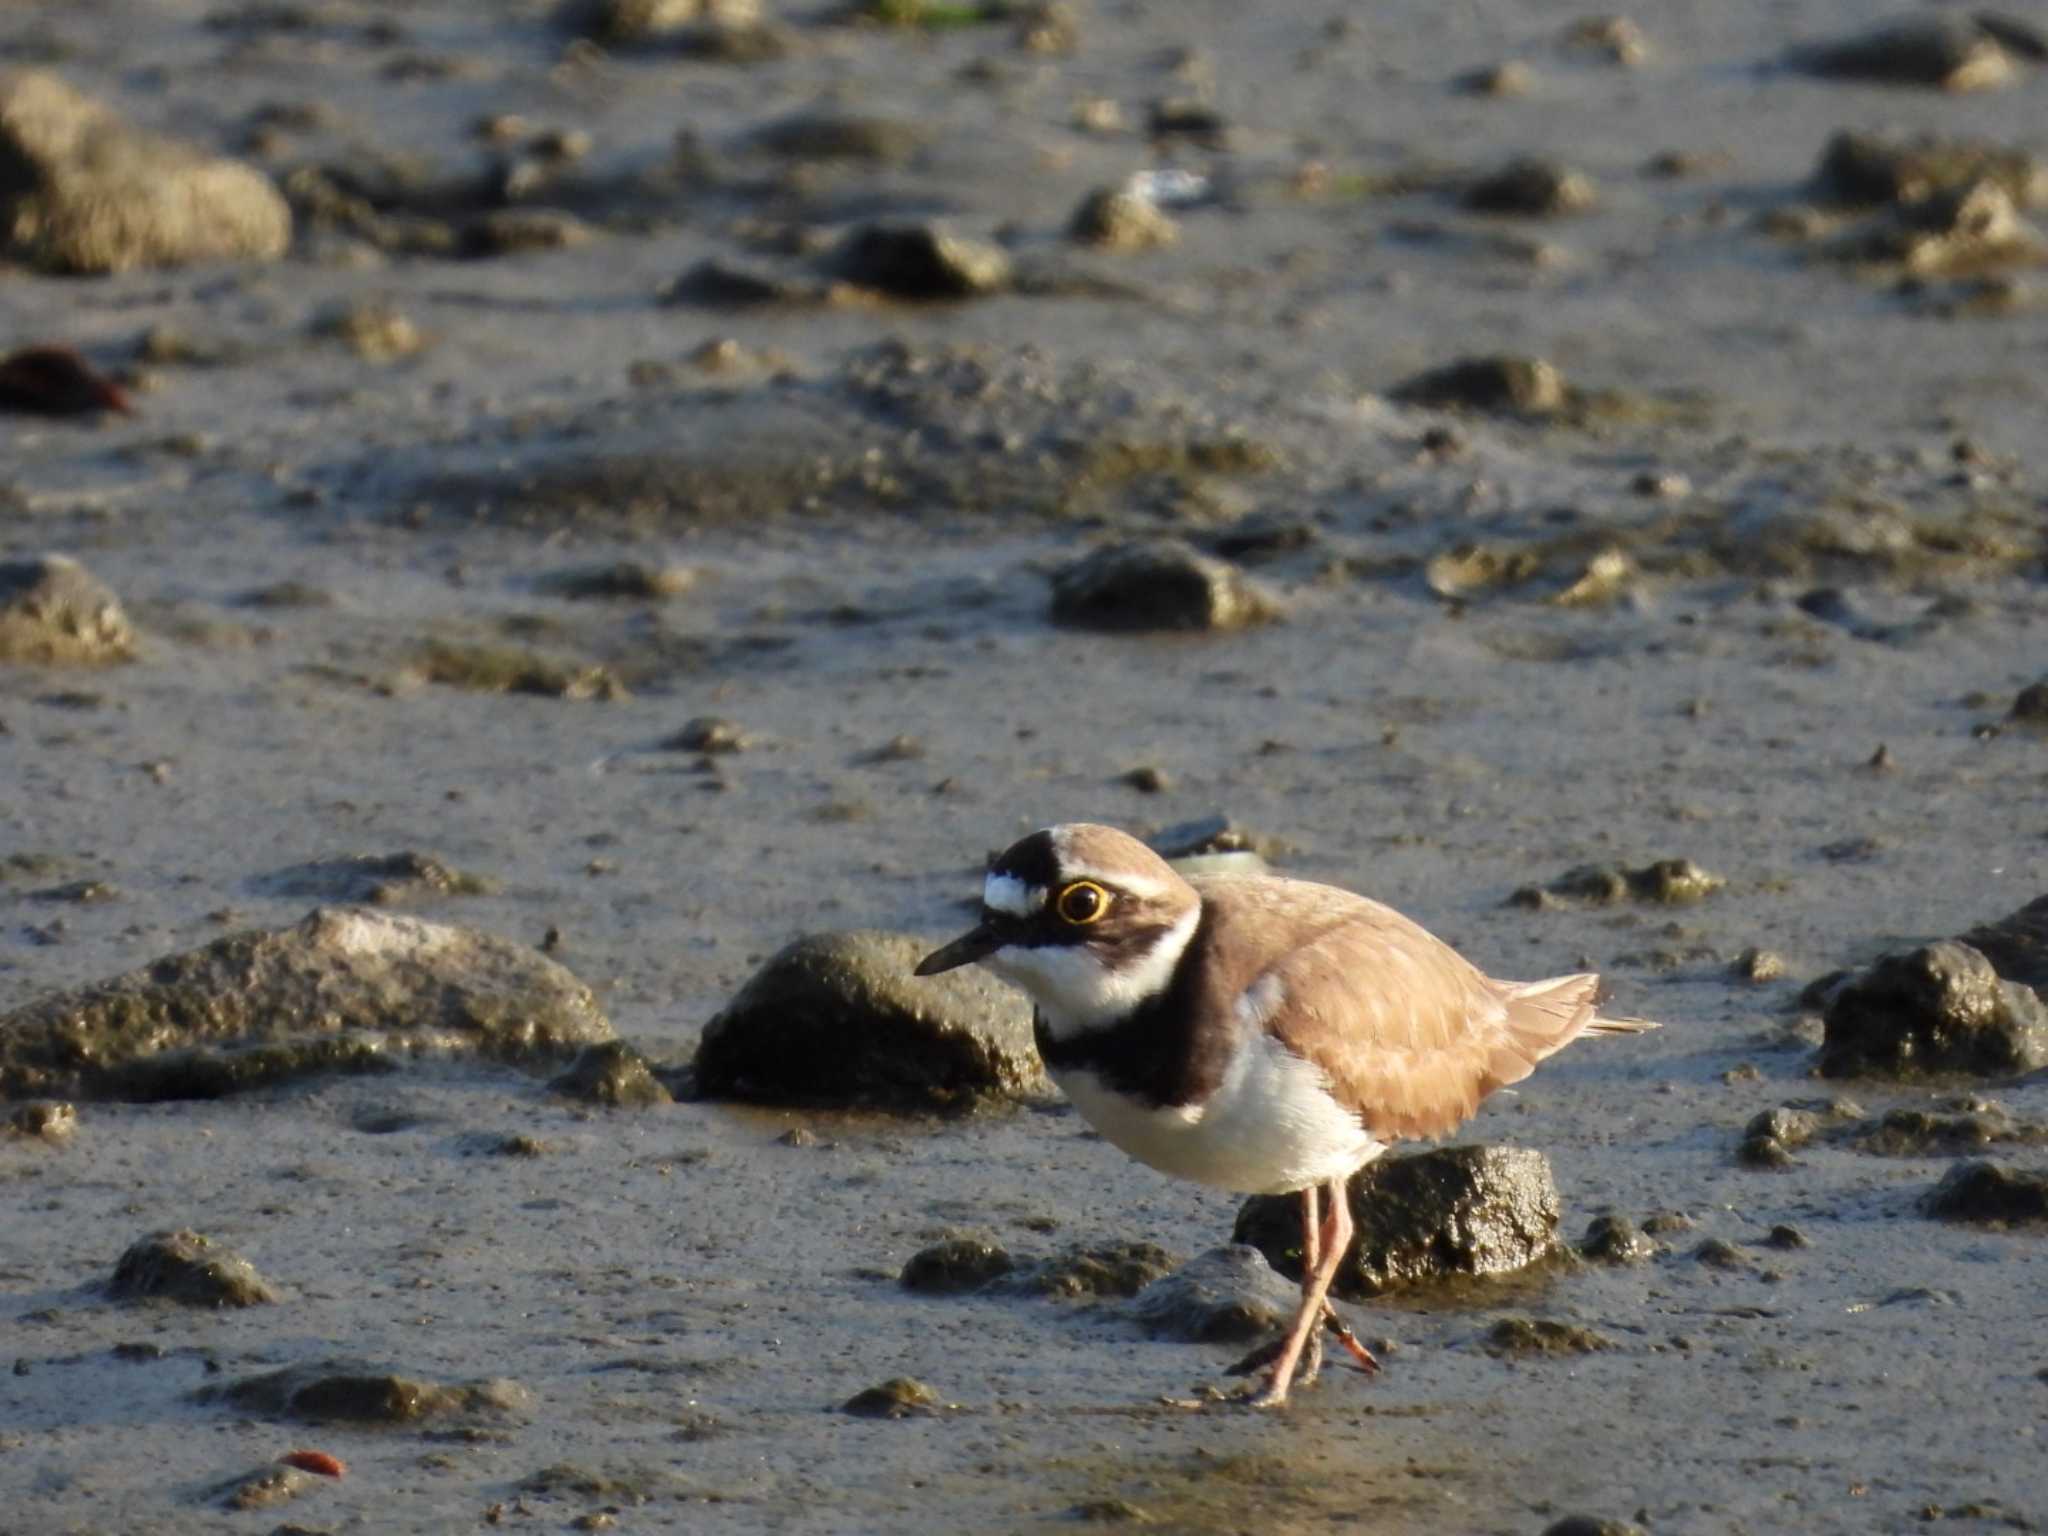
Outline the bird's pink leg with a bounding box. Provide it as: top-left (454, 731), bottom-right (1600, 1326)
top-left (1311, 1184), bottom-right (1380, 1375)
top-left (1248, 1179), bottom-right (1355, 1408)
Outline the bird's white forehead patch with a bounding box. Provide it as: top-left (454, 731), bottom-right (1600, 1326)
top-left (983, 873), bottom-right (1046, 917)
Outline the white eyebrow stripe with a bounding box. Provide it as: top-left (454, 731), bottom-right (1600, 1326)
top-left (983, 873), bottom-right (1046, 916)
top-left (1057, 866), bottom-right (1171, 902)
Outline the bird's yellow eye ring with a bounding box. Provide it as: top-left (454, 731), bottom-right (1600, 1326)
top-left (1056, 881), bottom-right (1110, 925)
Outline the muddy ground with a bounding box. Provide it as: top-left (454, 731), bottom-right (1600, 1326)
top-left (2, 1), bottom-right (2046, 1532)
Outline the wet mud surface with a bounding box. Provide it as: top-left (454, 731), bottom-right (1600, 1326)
top-left (2, 1), bottom-right (2047, 1532)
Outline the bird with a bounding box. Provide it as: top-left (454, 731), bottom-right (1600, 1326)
top-left (0, 345), bottom-right (133, 418)
top-left (915, 822), bottom-right (1654, 1408)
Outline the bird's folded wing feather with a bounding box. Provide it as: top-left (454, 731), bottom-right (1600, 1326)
top-left (1194, 875), bottom-right (1600, 1141)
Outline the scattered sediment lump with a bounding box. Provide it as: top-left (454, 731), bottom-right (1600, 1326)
top-left (537, 561), bottom-right (698, 601)
top-left (1815, 940), bottom-right (2048, 1078)
top-left (1925, 1160), bottom-right (2048, 1225)
top-left (1957, 892), bottom-right (2048, 988)
top-left (841, 1377), bottom-right (942, 1418)
top-left (1811, 130), bottom-right (2047, 210)
top-left (1390, 354), bottom-right (1568, 415)
top-left (1234, 1145), bottom-right (1561, 1298)
top-left (0, 555), bottom-right (138, 666)
top-left (1049, 539), bottom-right (1280, 632)
top-left (1462, 157), bottom-right (1597, 217)
top-left (109, 1229), bottom-right (281, 1307)
top-left (1481, 1316), bottom-right (1613, 1357)
top-left (1578, 1214), bottom-right (1656, 1264)
top-left (253, 851), bottom-right (497, 905)
top-left (201, 1360), bottom-right (533, 1422)
top-left (217, 1464), bottom-right (315, 1512)
top-left (0, 345), bottom-right (133, 417)
top-left (1068, 186), bottom-right (1179, 250)
top-left (1541, 1518), bottom-right (1647, 1536)
top-left (1131, 1246), bottom-right (1301, 1344)
top-left (549, 1040), bottom-right (674, 1108)
top-left (6, 1100), bottom-right (77, 1143)
top-left (900, 1236), bottom-right (1015, 1295)
top-left (1008, 1241), bottom-right (1178, 1299)
top-left (0, 70), bottom-right (291, 272)
top-left (692, 930), bottom-right (1046, 1110)
top-left (1510, 859), bottom-right (1724, 910)
top-left (557, 0), bottom-right (762, 46)
top-left (0, 907), bottom-right (613, 1101)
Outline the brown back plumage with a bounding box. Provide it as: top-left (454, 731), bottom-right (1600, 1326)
top-left (1189, 873), bottom-right (1632, 1141)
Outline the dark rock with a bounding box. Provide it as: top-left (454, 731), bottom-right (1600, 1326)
top-left (6, 1100), bottom-right (76, 1142)
top-left (1235, 1145), bottom-right (1561, 1298)
top-left (0, 71), bottom-right (291, 272)
top-left (665, 716), bottom-right (753, 754)
top-left (549, 1041), bottom-right (673, 1108)
top-left (1481, 1317), bottom-right (1612, 1356)
top-left (900, 1237), bottom-right (1014, 1295)
top-left (1976, 12), bottom-right (2048, 62)
top-left (460, 208), bottom-right (594, 258)
top-left (1132, 1246), bottom-right (1300, 1343)
top-left (1578, 1214), bottom-right (1654, 1264)
top-left (833, 223), bottom-right (1011, 299)
top-left (841, 1376), bottom-right (941, 1418)
top-left (201, 1360), bottom-right (532, 1422)
top-left (0, 555), bottom-right (137, 666)
top-left (1068, 187), bottom-right (1178, 251)
top-left (1817, 941), bottom-right (2048, 1078)
top-left (1147, 816), bottom-right (1269, 862)
top-left (537, 561), bottom-right (697, 601)
top-left (253, 852), bottom-right (497, 905)
top-left (1745, 1106), bottom-right (1825, 1152)
top-left (0, 345), bottom-right (133, 417)
top-left (109, 1229), bottom-right (280, 1307)
top-left (1542, 1518), bottom-right (1646, 1536)
top-left (557, 0), bottom-right (760, 45)
top-left (1049, 539), bottom-right (1280, 632)
top-left (1764, 1224), bottom-right (1810, 1250)
top-left (409, 640), bottom-right (626, 700)
top-left (1146, 98), bottom-right (1229, 147)
top-left (1390, 355), bottom-right (1568, 415)
top-left (1120, 765), bottom-right (1171, 794)
top-left (1010, 1242), bottom-right (1177, 1299)
top-left (0, 907), bottom-right (613, 1101)
top-left (1792, 17), bottom-right (2018, 91)
top-left (660, 259), bottom-right (822, 308)
top-left (756, 111), bottom-right (923, 163)
top-left (1926, 1160), bottom-right (2048, 1225)
top-left (1852, 1099), bottom-right (2045, 1155)
top-left (1831, 180), bottom-right (2043, 274)
top-left (694, 930), bottom-right (1046, 1110)
top-left (1959, 893), bottom-right (2048, 989)
top-left (1732, 947), bottom-right (1786, 983)
top-left (1812, 130), bottom-right (2047, 209)
top-left (1462, 157), bottom-right (1597, 217)
top-left (2012, 681), bottom-right (2048, 722)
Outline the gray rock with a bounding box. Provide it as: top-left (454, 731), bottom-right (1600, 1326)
top-left (1234, 1145), bottom-right (1562, 1299)
top-left (1925, 1160), bottom-right (2048, 1225)
top-left (834, 223), bottom-right (1011, 299)
top-left (548, 1041), bottom-right (673, 1108)
top-left (1792, 17), bottom-right (2018, 91)
top-left (1463, 157), bottom-right (1598, 217)
top-left (1817, 940), bottom-right (2048, 1078)
top-left (0, 555), bottom-right (137, 666)
top-left (0, 71), bottom-right (291, 273)
top-left (1069, 187), bottom-right (1179, 251)
top-left (0, 907), bottom-right (613, 1101)
top-left (109, 1229), bottom-right (280, 1307)
top-left (1131, 1245), bottom-right (1299, 1343)
top-left (693, 930), bottom-right (1046, 1110)
top-left (200, 1359), bottom-right (533, 1422)
top-left (1390, 355), bottom-right (1568, 415)
top-left (1050, 539), bottom-right (1280, 633)
top-left (1578, 1214), bottom-right (1654, 1264)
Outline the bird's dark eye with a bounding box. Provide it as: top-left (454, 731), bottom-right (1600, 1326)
top-left (1055, 881), bottom-right (1110, 925)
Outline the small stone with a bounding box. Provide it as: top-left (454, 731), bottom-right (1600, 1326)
top-left (1541, 1518), bottom-right (1647, 1536)
top-left (1561, 15), bottom-right (1649, 66)
top-left (462, 209), bottom-right (594, 258)
top-left (109, 1229), bottom-right (281, 1307)
top-left (1463, 157), bottom-right (1598, 217)
top-left (834, 223), bottom-right (1010, 299)
top-left (1068, 187), bottom-right (1178, 251)
top-left (2010, 680), bottom-right (2048, 723)
top-left (666, 716), bottom-right (752, 753)
top-left (1926, 1160), bottom-right (2048, 1225)
top-left (1732, 947), bottom-right (1786, 983)
top-left (1120, 765), bottom-right (1171, 794)
top-left (1049, 539), bottom-right (1280, 633)
top-left (1631, 470), bottom-right (1690, 499)
top-left (899, 1237), bottom-right (1014, 1295)
top-left (548, 1041), bottom-right (673, 1109)
top-left (1457, 61), bottom-right (1535, 96)
top-left (1012, 1242), bottom-right (1177, 1299)
top-left (538, 561), bottom-right (697, 601)
top-left (0, 555), bottom-right (137, 666)
top-left (1390, 355), bottom-right (1568, 415)
top-left (1793, 17), bottom-right (2018, 91)
top-left (1811, 130), bottom-right (2047, 210)
top-left (1131, 1245), bottom-right (1300, 1343)
top-left (1579, 1214), bottom-right (1654, 1264)
top-left (1236, 1145), bottom-right (1560, 1298)
top-left (6, 1101), bottom-right (77, 1142)
top-left (558, 0), bottom-right (760, 45)
top-left (313, 300), bottom-right (424, 361)
top-left (0, 345), bottom-right (133, 416)
top-left (755, 111), bottom-right (923, 164)
top-left (1693, 1238), bottom-right (1750, 1269)
top-left (841, 1376), bottom-right (941, 1418)
top-left (1764, 1224), bottom-right (1809, 1250)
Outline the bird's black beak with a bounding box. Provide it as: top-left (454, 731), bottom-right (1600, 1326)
top-left (914, 922), bottom-right (1002, 976)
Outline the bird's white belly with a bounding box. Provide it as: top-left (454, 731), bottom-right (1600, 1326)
top-left (1049, 1032), bottom-right (1383, 1195)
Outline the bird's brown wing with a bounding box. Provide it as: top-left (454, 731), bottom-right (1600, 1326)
top-left (1191, 875), bottom-right (1602, 1141)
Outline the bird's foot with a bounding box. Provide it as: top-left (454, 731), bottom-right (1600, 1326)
top-left (1320, 1304), bottom-right (1382, 1375)
top-left (1226, 1328), bottom-right (1323, 1386)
